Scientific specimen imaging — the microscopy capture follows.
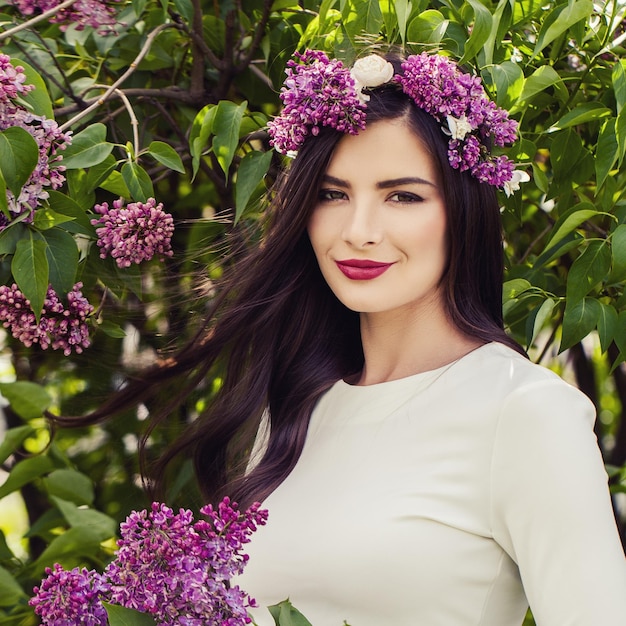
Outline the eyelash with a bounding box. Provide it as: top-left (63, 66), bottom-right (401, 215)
top-left (318, 189), bottom-right (346, 202)
top-left (388, 192), bottom-right (423, 204)
top-left (318, 189), bottom-right (424, 204)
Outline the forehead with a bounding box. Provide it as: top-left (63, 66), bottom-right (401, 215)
top-left (325, 119), bottom-right (437, 183)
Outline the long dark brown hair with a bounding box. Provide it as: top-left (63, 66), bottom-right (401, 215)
top-left (54, 60), bottom-right (523, 507)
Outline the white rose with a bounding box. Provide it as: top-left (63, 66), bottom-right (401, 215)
top-left (351, 55), bottom-right (394, 93)
top-left (445, 115), bottom-right (473, 140)
top-left (503, 170), bottom-right (530, 197)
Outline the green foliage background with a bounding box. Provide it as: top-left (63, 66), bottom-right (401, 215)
top-left (0, 0), bottom-right (625, 623)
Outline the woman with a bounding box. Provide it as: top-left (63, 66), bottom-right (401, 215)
top-left (65, 51), bottom-right (626, 624)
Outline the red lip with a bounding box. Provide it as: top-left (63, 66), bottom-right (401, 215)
top-left (335, 259), bottom-right (394, 280)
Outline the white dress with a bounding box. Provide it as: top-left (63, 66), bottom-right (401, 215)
top-left (237, 342), bottom-right (626, 626)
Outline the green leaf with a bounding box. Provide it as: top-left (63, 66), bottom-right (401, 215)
top-left (147, 141), bottom-right (185, 173)
top-left (268, 599), bottom-right (314, 626)
top-left (0, 127), bottom-right (39, 197)
top-left (43, 469), bottom-right (94, 506)
top-left (549, 102), bottom-right (612, 131)
top-left (190, 104), bottom-right (217, 179)
top-left (545, 204), bottom-right (598, 249)
top-left (491, 61), bottom-right (524, 108)
top-left (42, 228), bottom-right (79, 294)
top-left (0, 456), bottom-right (55, 500)
top-left (0, 168), bottom-right (8, 219)
top-left (597, 302), bottom-right (618, 353)
top-left (121, 162), bottom-right (154, 202)
top-left (0, 565), bottom-right (27, 607)
top-left (32, 526), bottom-right (103, 572)
top-left (62, 124), bottom-right (114, 169)
top-left (566, 240), bottom-right (611, 302)
top-left (393, 0), bottom-right (411, 44)
top-left (616, 106), bottom-right (626, 166)
top-left (33, 208), bottom-right (75, 231)
top-left (516, 65), bottom-right (561, 106)
top-left (560, 297), bottom-right (601, 352)
top-left (596, 118), bottom-right (618, 189)
top-left (105, 603), bottom-right (158, 626)
top-left (459, 0), bottom-right (493, 64)
top-left (0, 381), bottom-right (52, 420)
top-left (406, 10), bottom-right (448, 44)
top-left (212, 101), bottom-right (247, 178)
top-left (97, 319), bottom-right (127, 338)
top-left (502, 278), bottom-right (532, 302)
top-left (0, 425), bottom-right (35, 465)
top-left (12, 234), bottom-right (49, 322)
top-left (610, 223), bottom-right (626, 281)
top-left (48, 190), bottom-right (96, 236)
top-left (526, 297), bottom-right (555, 349)
top-left (532, 0), bottom-right (593, 59)
top-left (50, 496), bottom-right (117, 540)
top-left (235, 150), bottom-right (273, 223)
top-left (613, 60), bottom-right (626, 113)
top-left (10, 58), bottom-right (53, 118)
top-left (0, 222), bottom-right (27, 255)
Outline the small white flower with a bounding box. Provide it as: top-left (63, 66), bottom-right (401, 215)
top-left (503, 170), bottom-right (530, 197)
top-left (445, 115), bottom-right (473, 140)
top-left (285, 150), bottom-right (298, 159)
top-left (351, 54), bottom-right (394, 103)
top-left (510, 47), bottom-right (523, 63)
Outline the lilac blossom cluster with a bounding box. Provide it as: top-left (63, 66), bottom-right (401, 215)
top-left (0, 282), bottom-right (93, 355)
top-left (397, 53), bottom-right (519, 188)
top-left (30, 498), bottom-right (269, 626)
top-left (0, 54), bottom-right (71, 223)
top-left (91, 197), bottom-right (175, 268)
top-left (11, 0), bottom-right (121, 32)
top-left (267, 50), bottom-right (367, 155)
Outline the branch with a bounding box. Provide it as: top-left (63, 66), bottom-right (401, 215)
top-left (58, 23), bottom-right (174, 131)
top-left (235, 0), bottom-right (273, 72)
top-left (189, 0), bottom-right (207, 97)
top-left (54, 86), bottom-right (200, 118)
top-left (90, 85), bottom-right (140, 156)
top-left (0, 0), bottom-right (78, 41)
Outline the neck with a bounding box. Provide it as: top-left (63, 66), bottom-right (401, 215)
top-left (356, 298), bottom-right (483, 386)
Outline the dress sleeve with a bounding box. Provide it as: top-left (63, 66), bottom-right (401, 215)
top-left (490, 378), bottom-right (626, 625)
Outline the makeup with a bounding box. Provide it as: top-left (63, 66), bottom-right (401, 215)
top-left (335, 260), bottom-right (393, 280)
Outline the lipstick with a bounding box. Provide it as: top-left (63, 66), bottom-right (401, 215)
top-left (335, 259), bottom-right (393, 280)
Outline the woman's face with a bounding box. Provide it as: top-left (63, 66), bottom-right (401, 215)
top-left (307, 119), bottom-right (448, 319)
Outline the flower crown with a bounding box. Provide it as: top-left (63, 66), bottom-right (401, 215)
top-left (267, 50), bottom-right (529, 196)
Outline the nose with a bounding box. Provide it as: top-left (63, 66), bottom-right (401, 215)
top-left (340, 199), bottom-right (383, 248)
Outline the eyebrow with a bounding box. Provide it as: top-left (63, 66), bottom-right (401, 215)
top-left (322, 174), bottom-right (436, 188)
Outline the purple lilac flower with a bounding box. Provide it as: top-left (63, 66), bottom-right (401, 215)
top-left (11, 0), bottom-right (121, 32)
top-left (0, 54), bottom-right (33, 102)
top-left (267, 50), bottom-right (367, 155)
top-left (29, 564), bottom-right (110, 625)
top-left (91, 197), bottom-right (174, 268)
top-left (30, 498), bottom-right (268, 625)
top-left (104, 499), bottom-right (268, 625)
top-left (0, 56), bottom-right (72, 222)
top-left (0, 282), bottom-right (93, 355)
top-left (397, 53), bottom-right (519, 188)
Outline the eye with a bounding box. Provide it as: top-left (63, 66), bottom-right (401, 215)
top-left (318, 188), bottom-right (346, 202)
top-left (388, 191), bottom-right (424, 204)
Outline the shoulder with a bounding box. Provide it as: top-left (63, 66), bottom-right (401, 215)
top-left (465, 342), bottom-right (595, 423)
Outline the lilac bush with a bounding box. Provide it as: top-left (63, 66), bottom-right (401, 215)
top-left (11, 0), bottom-right (121, 32)
top-left (0, 54), bottom-right (72, 222)
top-left (92, 197), bottom-right (175, 268)
top-left (0, 282), bottom-right (93, 355)
top-left (30, 498), bottom-right (268, 625)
